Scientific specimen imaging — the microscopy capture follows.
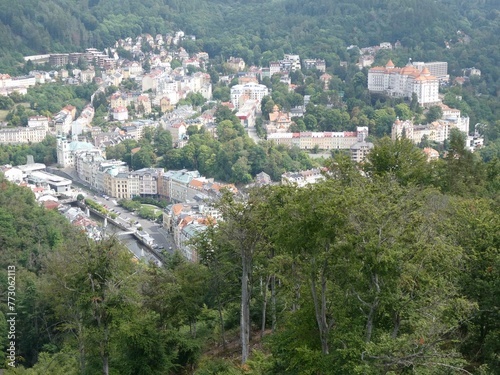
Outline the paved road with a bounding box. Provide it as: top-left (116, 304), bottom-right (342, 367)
top-left (247, 125), bottom-right (261, 143)
top-left (90, 195), bottom-right (176, 255)
top-left (59, 170), bottom-right (177, 258)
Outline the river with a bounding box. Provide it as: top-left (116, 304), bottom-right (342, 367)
top-left (87, 209), bottom-right (163, 266)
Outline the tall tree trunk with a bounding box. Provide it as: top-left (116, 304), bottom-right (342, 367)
top-left (78, 321), bottom-right (86, 374)
top-left (292, 261), bottom-right (300, 312)
top-left (391, 312), bottom-right (400, 339)
top-left (271, 274), bottom-right (277, 333)
top-left (365, 297), bottom-right (379, 343)
top-left (365, 273), bottom-right (381, 343)
top-left (310, 257), bottom-right (332, 355)
top-left (102, 322), bottom-right (109, 375)
top-left (103, 355), bottom-right (109, 375)
top-left (261, 275), bottom-right (271, 339)
top-left (241, 254), bottom-right (251, 364)
top-left (217, 295), bottom-right (226, 349)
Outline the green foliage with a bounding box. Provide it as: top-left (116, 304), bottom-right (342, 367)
top-left (0, 95), bottom-right (14, 110)
top-left (438, 129), bottom-right (486, 196)
top-left (4, 351), bottom-right (80, 374)
top-left (195, 358), bottom-right (243, 375)
top-left (138, 205), bottom-right (158, 220)
top-left (425, 105), bottom-right (443, 123)
top-left (119, 199), bottom-right (142, 212)
top-left (162, 106), bottom-right (318, 183)
top-left (84, 198), bottom-right (109, 214)
top-left (154, 128), bottom-right (173, 156)
top-left (132, 145), bottom-right (156, 169)
top-left (0, 135), bottom-right (57, 166)
top-left (364, 136), bottom-right (429, 186)
top-left (131, 196), bottom-right (167, 208)
top-left (1, 1), bottom-right (500, 373)
top-left (212, 85), bottom-right (230, 102)
top-left (25, 83), bottom-right (97, 114)
top-left (178, 92), bottom-right (206, 107)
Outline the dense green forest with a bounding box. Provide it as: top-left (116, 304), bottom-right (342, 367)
top-left (1, 0), bottom-right (500, 92)
top-left (1, 133), bottom-right (500, 374)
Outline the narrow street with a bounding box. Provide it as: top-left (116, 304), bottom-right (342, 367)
top-left (52, 167), bottom-right (176, 258)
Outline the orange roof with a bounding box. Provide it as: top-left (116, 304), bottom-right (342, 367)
top-left (400, 66), bottom-right (419, 75)
top-left (172, 203), bottom-right (183, 216)
top-left (421, 67), bottom-right (431, 75)
top-left (179, 216), bottom-right (193, 228)
top-left (386, 59), bottom-right (395, 68)
top-left (189, 179), bottom-right (204, 188)
top-left (131, 147), bottom-right (141, 154)
top-left (210, 183), bottom-right (222, 191)
top-left (415, 75), bottom-right (437, 81)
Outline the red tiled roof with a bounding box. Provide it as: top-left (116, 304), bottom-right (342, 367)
top-left (43, 200), bottom-right (60, 210)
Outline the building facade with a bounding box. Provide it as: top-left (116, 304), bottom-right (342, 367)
top-left (268, 129), bottom-right (366, 151)
top-left (368, 60), bottom-right (440, 106)
top-left (0, 126), bottom-right (47, 144)
top-left (230, 82), bottom-right (269, 110)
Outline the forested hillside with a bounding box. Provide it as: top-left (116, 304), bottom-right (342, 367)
top-left (1, 134), bottom-right (499, 374)
top-left (1, 0), bottom-right (500, 89)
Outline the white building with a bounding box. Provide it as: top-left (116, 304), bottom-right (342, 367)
top-left (16, 162), bottom-right (46, 177)
top-left (236, 100), bottom-right (259, 128)
top-left (28, 116), bottom-right (50, 130)
top-left (368, 60), bottom-right (440, 106)
top-left (392, 117), bottom-right (469, 145)
top-left (303, 59), bottom-right (326, 72)
top-left (53, 110), bottom-right (73, 135)
top-left (29, 171), bottom-right (72, 193)
top-left (268, 130), bottom-right (362, 151)
top-left (71, 119), bottom-right (89, 137)
top-left (230, 82), bottom-right (269, 110)
top-left (56, 136), bottom-right (101, 168)
top-left (103, 167), bottom-right (163, 199)
top-left (283, 54), bottom-right (301, 72)
top-left (412, 61), bottom-right (449, 82)
top-left (350, 127), bottom-right (373, 163)
top-left (112, 106), bottom-right (128, 121)
top-left (282, 168), bottom-right (325, 187)
top-left (0, 126), bottom-right (47, 144)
